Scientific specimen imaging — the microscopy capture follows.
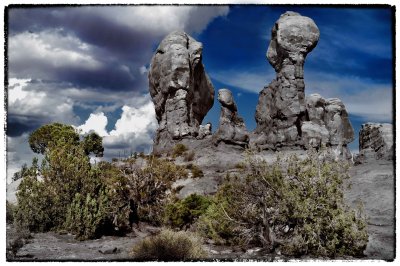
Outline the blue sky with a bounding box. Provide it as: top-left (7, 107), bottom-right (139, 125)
top-left (6, 5), bottom-right (393, 182)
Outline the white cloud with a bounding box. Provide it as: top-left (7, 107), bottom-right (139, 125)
top-left (8, 78), bottom-right (79, 126)
top-left (92, 6), bottom-right (229, 36)
top-left (104, 101), bottom-right (157, 154)
top-left (77, 112), bottom-right (109, 137)
top-left (76, 99), bottom-right (157, 159)
top-left (9, 29), bottom-right (102, 78)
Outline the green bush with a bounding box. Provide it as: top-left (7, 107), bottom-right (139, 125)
top-left (6, 201), bottom-right (16, 224)
top-left (64, 192), bottom-right (108, 240)
top-left (14, 159), bottom-right (55, 232)
top-left (172, 143), bottom-right (188, 157)
top-left (164, 194), bottom-right (211, 229)
top-left (197, 152), bottom-right (368, 257)
top-left (131, 229), bottom-right (207, 261)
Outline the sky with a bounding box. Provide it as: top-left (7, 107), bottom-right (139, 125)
top-left (5, 5), bottom-right (394, 183)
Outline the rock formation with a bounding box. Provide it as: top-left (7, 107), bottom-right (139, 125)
top-left (357, 123), bottom-right (393, 161)
top-left (148, 31), bottom-right (214, 151)
top-left (253, 11), bottom-right (354, 157)
top-left (303, 94), bottom-right (354, 156)
top-left (213, 89), bottom-right (249, 147)
top-left (254, 11), bottom-right (320, 148)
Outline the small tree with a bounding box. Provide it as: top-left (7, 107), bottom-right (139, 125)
top-left (198, 152), bottom-right (368, 258)
top-left (15, 123), bottom-right (107, 237)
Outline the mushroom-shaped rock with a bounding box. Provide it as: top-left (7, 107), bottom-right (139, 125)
top-left (213, 89), bottom-right (249, 147)
top-left (255, 11), bottom-right (320, 147)
top-left (148, 31), bottom-right (214, 151)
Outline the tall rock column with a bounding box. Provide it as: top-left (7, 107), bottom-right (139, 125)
top-left (254, 11), bottom-right (320, 148)
top-left (148, 31), bottom-right (215, 151)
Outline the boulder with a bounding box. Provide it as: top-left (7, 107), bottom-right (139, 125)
top-left (148, 31), bottom-right (214, 151)
top-left (197, 123), bottom-right (212, 139)
top-left (255, 11), bottom-right (320, 147)
top-left (358, 123), bottom-right (393, 160)
top-left (213, 89), bottom-right (249, 147)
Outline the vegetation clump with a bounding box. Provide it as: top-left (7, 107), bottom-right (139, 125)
top-left (164, 194), bottom-right (211, 229)
top-left (172, 143), bottom-right (188, 157)
top-left (14, 123), bottom-right (132, 239)
top-left (6, 201), bottom-right (16, 224)
top-left (131, 229), bottom-right (207, 261)
top-left (197, 152), bottom-right (368, 257)
top-left (186, 163), bottom-right (204, 178)
top-left (121, 156), bottom-right (188, 225)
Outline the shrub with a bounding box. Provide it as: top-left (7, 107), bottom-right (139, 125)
top-left (123, 157), bottom-right (188, 225)
top-left (172, 143), bottom-right (188, 157)
top-left (164, 194), bottom-right (211, 229)
top-left (197, 152), bottom-right (368, 257)
top-left (234, 162), bottom-right (246, 169)
top-left (64, 192), bottom-right (108, 240)
top-left (6, 201), bottom-right (16, 224)
top-left (131, 229), bottom-right (207, 261)
top-left (186, 164), bottom-right (204, 178)
top-left (184, 150), bottom-right (195, 162)
top-left (191, 165), bottom-right (204, 178)
top-left (14, 159), bottom-right (55, 232)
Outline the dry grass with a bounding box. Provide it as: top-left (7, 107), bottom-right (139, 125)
top-left (131, 229), bottom-right (207, 261)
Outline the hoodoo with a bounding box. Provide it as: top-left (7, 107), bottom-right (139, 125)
top-left (148, 31), bottom-right (215, 152)
top-left (253, 11), bottom-right (354, 157)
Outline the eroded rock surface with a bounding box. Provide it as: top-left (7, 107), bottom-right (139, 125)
top-left (213, 89), bottom-right (249, 147)
top-left (302, 94), bottom-right (354, 157)
top-left (254, 11), bottom-right (320, 148)
top-left (253, 12), bottom-right (354, 157)
top-left (357, 123), bottom-right (393, 162)
top-left (148, 31), bottom-right (214, 151)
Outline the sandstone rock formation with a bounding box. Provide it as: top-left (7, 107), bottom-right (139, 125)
top-left (254, 11), bottom-right (320, 148)
top-left (302, 94), bottom-right (354, 156)
top-left (148, 31), bottom-right (214, 151)
top-left (213, 89), bottom-right (249, 147)
top-left (253, 11), bottom-right (354, 157)
top-left (357, 123), bottom-right (393, 161)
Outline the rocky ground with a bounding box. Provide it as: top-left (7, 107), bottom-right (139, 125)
top-left (6, 148), bottom-right (394, 261)
top-left (344, 158), bottom-right (395, 261)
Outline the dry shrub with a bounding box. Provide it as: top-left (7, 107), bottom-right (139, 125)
top-left (172, 143), bottom-right (188, 157)
top-left (131, 229), bottom-right (207, 261)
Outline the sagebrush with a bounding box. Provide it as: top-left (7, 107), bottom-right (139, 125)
top-left (131, 229), bottom-right (207, 261)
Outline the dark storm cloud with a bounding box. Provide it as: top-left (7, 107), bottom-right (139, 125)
top-left (7, 7), bottom-right (164, 93)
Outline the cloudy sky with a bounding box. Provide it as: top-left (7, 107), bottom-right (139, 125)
top-left (6, 5), bottom-right (393, 182)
